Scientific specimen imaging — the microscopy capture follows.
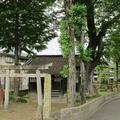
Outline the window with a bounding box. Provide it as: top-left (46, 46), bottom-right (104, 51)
top-left (5, 57), bottom-right (13, 63)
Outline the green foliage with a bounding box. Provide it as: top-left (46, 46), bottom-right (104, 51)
top-left (86, 94), bottom-right (101, 100)
top-left (0, 0), bottom-right (56, 55)
top-left (9, 92), bottom-right (16, 102)
top-left (105, 26), bottom-right (120, 63)
top-left (96, 66), bottom-right (111, 84)
top-left (69, 4), bottom-right (86, 28)
top-left (60, 65), bottom-right (69, 78)
top-left (59, 20), bottom-right (70, 58)
top-left (17, 96), bottom-right (28, 103)
top-left (60, 0), bottom-right (120, 65)
top-left (9, 92), bottom-right (28, 103)
top-left (96, 66), bottom-right (104, 72)
top-left (69, 4), bottom-right (86, 39)
top-left (77, 43), bottom-right (92, 62)
top-left (59, 4), bottom-right (86, 59)
top-left (94, 0), bottom-right (120, 30)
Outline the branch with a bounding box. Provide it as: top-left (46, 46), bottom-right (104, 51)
top-left (86, 1), bottom-right (97, 50)
top-left (95, 13), bottom-right (120, 66)
top-left (93, 0), bottom-right (97, 5)
top-left (83, 0), bottom-right (97, 5)
top-left (97, 14), bottom-right (120, 41)
top-left (96, 14), bottom-right (120, 59)
top-left (52, 9), bottom-right (65, 14)
top-left (21, 48), bottom-right (36, 55)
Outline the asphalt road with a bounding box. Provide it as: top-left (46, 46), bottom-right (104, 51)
top-left (89, 98), bottom-right (120, 120)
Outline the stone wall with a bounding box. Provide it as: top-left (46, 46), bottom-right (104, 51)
top-left (52, 93), bottom-right (120, 120)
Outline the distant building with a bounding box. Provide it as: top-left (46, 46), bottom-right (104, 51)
top-left (28, 55), bottom-right (69, 97)
top-left (0, 53), bottom-right (117, 96)
top-left (0, 53), bottom-right (28, 90)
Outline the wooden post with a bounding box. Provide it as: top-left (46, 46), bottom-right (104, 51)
top-left (43, 74), bottom-right (51, 120)
top-left (36, 70), bottom-right (43, 120)
top-left (4, 69), bottom-right (10, 109)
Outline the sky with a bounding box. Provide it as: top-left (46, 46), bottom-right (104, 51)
top-left (38, 37), bottom-right (62, 55)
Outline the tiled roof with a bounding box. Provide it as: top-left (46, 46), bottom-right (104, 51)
top-left (29, 55), bottom-right (68, 75)
top-left (0, 52), bottom-right (28, 60)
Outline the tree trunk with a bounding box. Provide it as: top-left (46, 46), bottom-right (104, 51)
top-left (64, 0), bottom-right (76, 107)
top-left (80, 61), bottom-right (96, 104)
top-left (14, 47), bottom-right (20, 96)
top-left (116, 61), bottom-right (119, 82)
top-left (115, 61), bottom-right (119, 90)
top-left (79, 31), bottom-right (86, 103)
top-left (67, 32), bottom-right (76, 107)
top-left (80, 61), bottom-right (86, 104)
top-left (14, 5), bottom-right (20, 96)
top-left (84, 63), bottom-right (97, 96)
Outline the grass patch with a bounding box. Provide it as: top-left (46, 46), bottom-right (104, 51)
top-left (86, 94), bottom-right (101, 102)
top-left (9, 91), bottom-right (28, 103)
top-left (99, 91), bottom-right (109, 96)
top-left (86, 91), bottom-right (110, 102)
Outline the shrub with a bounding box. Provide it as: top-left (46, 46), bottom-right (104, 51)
top-left (17, 96), bottom-right (28, 103)
top-left (9, 92), bottom-right (16, 102)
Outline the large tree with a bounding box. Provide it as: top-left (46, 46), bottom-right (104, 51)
top-left (0, 0), bottom-right (56, 95)
top-left (0, 0), bottom-right (56, 65)
top-left (59, 0), bottom-right (77, 106)
top-left (60, 0), bottom-right (120, 102)
top-left (68, 0), bottom-right (120, 95)
top-left (76, 0), bottom-right (120, 94)
top-left (64, 0), bottom-right (77, 107)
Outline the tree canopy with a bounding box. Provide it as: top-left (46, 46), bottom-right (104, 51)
top-left (0, 0), bottom-right (56, 56)
top-left (106, 26), bottom-right (120, 63)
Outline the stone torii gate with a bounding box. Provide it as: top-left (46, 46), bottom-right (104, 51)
top-left (0, 63), bottom-right (52, 120)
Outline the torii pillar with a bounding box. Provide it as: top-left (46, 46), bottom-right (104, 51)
top-left (43, 74), bottom-right (51, 120)
top-left (4, 70), bottom-right (10, 109)
top-left (36, 70), bottom-right (43, 120)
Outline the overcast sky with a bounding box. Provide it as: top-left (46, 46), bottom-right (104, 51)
top-left (38, 37), bottom-right (62, 55)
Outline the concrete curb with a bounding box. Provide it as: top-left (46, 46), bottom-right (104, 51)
top-left (52, 92), bottom-right (120, 120)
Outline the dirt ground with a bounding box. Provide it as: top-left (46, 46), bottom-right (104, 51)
top-left (0, 93), bottom-right (66, 120)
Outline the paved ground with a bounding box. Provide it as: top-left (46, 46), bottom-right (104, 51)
top-left (89, 98), bottom-right (120, 120)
